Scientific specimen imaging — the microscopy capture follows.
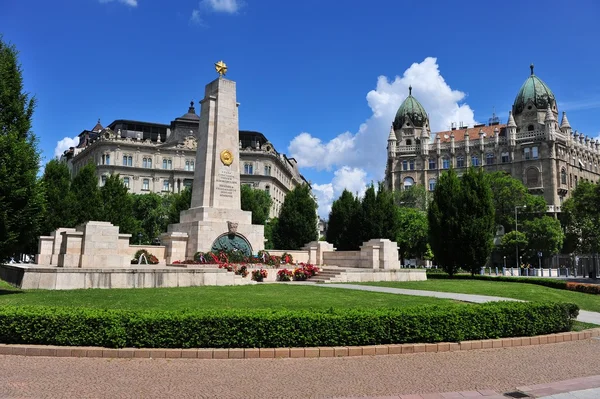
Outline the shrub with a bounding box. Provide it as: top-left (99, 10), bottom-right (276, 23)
top-left (252, 268), bottom-right (268, 282)
top-left (566, 282), bottom-right (600, 295)
top-left (277, 269), bottom-right (293, 282)
top-left (0, 302), bottom-right (578, 349)
top-left (293, 268), bottom-right (308, 281)
top-left (427, 273), bottom-right (569, 289)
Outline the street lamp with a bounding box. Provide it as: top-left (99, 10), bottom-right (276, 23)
top-left (138, 233), bottom-right (143, 245)
top-left (515, 205), bottom-right (526, 268)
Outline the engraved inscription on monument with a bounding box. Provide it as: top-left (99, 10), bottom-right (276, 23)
top-left (216, 168), bottom-right (236, 198)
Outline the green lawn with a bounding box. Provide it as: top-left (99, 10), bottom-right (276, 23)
top-left (0, 280), bottom-right (455, 311)
top-left (360, 280), bottom-right (600, 312)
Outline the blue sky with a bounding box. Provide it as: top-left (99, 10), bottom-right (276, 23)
top-left (3, 0), bottom-right (600, 217)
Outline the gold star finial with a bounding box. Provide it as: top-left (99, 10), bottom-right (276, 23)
top-left (215, 60), bottom-right (227, 76)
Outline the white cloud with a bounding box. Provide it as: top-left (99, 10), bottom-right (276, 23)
top-left (99, 0), bottom-right (138, 7)
top-left (54, 136), bottom-right (79, 159)
top-left (190, 9), bottom-right (202, 25)
top-left (313, 167), bottom-right (368, 219)
top-left (201, 0), bottom-right (243, 13)
top-left (289, 57), bottom-right (477, 218)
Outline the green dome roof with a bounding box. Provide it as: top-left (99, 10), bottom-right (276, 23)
top-left (393, 86), bottom-right (428, 129)
top-left (513, 64), bottom-right (555, 116)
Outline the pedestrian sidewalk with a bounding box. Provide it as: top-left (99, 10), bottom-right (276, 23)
top-left (316, 283), bottom-right (600, 324)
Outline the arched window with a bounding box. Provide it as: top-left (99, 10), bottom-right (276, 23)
top-left (428, 179), bottom-right (436, 192)
top-left (128, 156), bottom-right (132, 166)
top-left (185, 161), bottom-right (190, 171)
top-left (403, 177), bottom-right (414, 190)
top-left (528, 125), bottom-right (535, 131)
top-left (560, 168), bottom-right (567, 185)
top-left (428, 158), bottom-right (436, 170)
top-left (486, 153), bottom-right (495, 165)
top-left (123, 155), bottom-right (128, 166)
top-left (471, 155), bottom-right (480, 166)
top-left (244, 163), bottom-right (253, 175)
top-left (526, 167), bottom-right (540, 187)
top-left (123, 177), bottom-right (130, 189)
top-left (456, 156), bottom-right (465, 168)
top-left (265, 185), bottom-right (270, 196)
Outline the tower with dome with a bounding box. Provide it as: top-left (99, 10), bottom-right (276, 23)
top-left (385, 64), bottom-right (599, 213)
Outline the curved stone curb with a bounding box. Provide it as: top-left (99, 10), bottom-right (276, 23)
top-left (0, 328), bottom-right (598, 359)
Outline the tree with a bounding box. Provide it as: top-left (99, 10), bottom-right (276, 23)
top-left (131, 193), bottom-right (169, 245)
top-left (486, 171), bottom-right (546, 232)
top-left (240, 184), bottom-right (272, 225)
top-left (500, 230), bottom-right (528, 267)
top-left (70, 163), bottom-right (101, 225)
top-left (428, 168), bottom-right (462, 275)
top-left (359, 184), bottom-right (379, 242)
top-left (264, 217), bottom-right (279, 250)
top-left (395, 207), bottom-right (428, 265)
top-left (522, 216), bottom-right (564, 264)
top-left (327, 189), bottom-right (359, 250)
top-left (99, 174), bottom-right (136, 234)
top-left (167, 187), bottom-right (192, 225)
top-left (375, 182), bottom-right (398, 242)
top-left (395, 184), bottom-right (428, 210)
top-left (458, 167), bottom-right (496, 275)
top-left (563, 181), bottom-right (600, 255)
top-left (0, 37), bottom-right (45, 258)
top-left (40, 159), bottom-right (75, 235)
top-left (274, 184), bottom-right (317, 249)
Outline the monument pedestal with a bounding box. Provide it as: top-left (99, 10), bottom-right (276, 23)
top-left (161, 72), bottom-right (264, 261)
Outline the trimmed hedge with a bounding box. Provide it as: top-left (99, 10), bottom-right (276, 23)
top-left (427, 273), bottom-right (600, 294)
top-left (0, 302), bottom-right (578, 348)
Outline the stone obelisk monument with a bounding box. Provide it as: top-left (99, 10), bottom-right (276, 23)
top-left (162, 61), bottom-right (264, 262)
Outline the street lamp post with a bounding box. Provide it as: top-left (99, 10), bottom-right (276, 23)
top-left (515, 205), bottom-right (526, 269)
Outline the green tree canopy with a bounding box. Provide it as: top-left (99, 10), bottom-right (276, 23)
top-left (131, 193), bottom-right (169, 245)
top-left (70, 163), bottom-right (101, 225)
top-left (240, 184), bottom-right (272, 225)
top-left (274, 184), bottom-right (317, 249)
top-left (395, 184), bottom-right (428, 210)
top-left (326, 189), bottom-right (359, 250)
top-left (167, 187), bottom-right (192, 225)
top-left (458, 167), bottom-right (496, 275)
top-left (500, 230), bottom-right (528, 266)
top-left (99, 174), bottom-right (136, 234)
top-left (562, 181), bottom-right (600, 255)
top-left (0, 37), bottom-right (45, 258)
top-left (40, 159), bottom-right (75, 235)
top-left (375, 182), bottom-right (398, 242)
top-left (522, 215), bottom-right (564, 262)
top-left (428, 168), bottom-right (462, 275)
top-left (395, 207), bottom-right (428, 264)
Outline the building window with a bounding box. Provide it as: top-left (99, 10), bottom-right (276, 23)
top-left (265, 185), bottom-right (270, 196)
top-left (142, 179), bottom-right (149, 191)
top-left (471, 156), bottom-right (480, 166)
top-left (486, 153), bottom-right (495, 165)
top-left (528, 125), bottom-right (534, 131)
top-left (123, 177), bottom-right (130, 189)
top-left (442, 158), bottom-right (450, 169)
top-left (428, 158), bottom-right (436, 170)
top-left (526, 167), bottom-right (540, 187)
top-left (406, 139), bottom-right (412, 146)
top-left (123, 155), bottom-right (132, 166)
top-left (264, 165), bottom-right (271, 176)
top-left (501, 152), bottom-right (510, 163)
top-left (190, 161), bottom-right (194, 171)
top-left (561, 168), bottom-right (567, 185)
top-left (163, 180), bottom-right (170, 192)
top-left (409, 160), bottom-right (415, 170)
top-left (524, 148), bottom-right (531, 160)
top-left (244, 163), bottom-right (253, 175)
top-left (575, 175), bottom-right (578, 187)
top-left (163, 159), bottom-right (172, 170)
top-left (101, 175), bottom-right (107, 186)
top-left (185, 161), bottom-right (190, 171)
top-left (123, 155), bottom-right (128, 166)
top-left (532, 146), bottom-right (539, 159)
top-left (402, 160), bottom-right (408, 171)
top-left (143, 157), bottom-right (152, 168)
top-left (428, 179), bottom-right (436, 192)
top-left (403, 177), bottom-right (414, 189)
top-left (456, 156), bottom-right (465, 168)
top-left (101, 154), bottom-right (110, 165)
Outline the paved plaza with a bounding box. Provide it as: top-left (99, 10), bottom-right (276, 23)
top-left (0, 339), bottom-right (598, 398)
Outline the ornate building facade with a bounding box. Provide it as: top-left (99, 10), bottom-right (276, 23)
top-left (385, 65), bottom-right (600, 212)
top-left (61, 102), bottom-right (309, 218)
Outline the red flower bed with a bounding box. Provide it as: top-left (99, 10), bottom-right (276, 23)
top-left (277, 269), bottom-right (293, 282)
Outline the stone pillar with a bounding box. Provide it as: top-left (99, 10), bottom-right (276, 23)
top-left (58, 230), bottom-right (84, 268)
top-left (79, 221), bottom-right (129, 268)
top-left (51, 228), bottom-right (76, 265)
top-left (359, 239), bottom-right (400, 270)
top-left (35, 236), bottom-right (54, 265)
top-left (302, 241), bottom-right (335, 265)
top-left (160, 232), bottom-right (189, 264)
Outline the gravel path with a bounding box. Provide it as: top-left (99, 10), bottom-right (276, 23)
top-left (0, 340), bottom-right (599, 398)
top-left (317, 284), bottom-right (600, 324)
